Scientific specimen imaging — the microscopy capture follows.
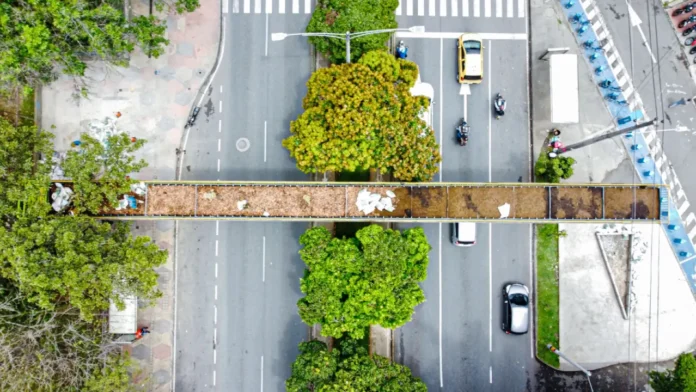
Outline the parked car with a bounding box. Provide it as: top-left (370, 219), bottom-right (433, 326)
top-left (502, 283), bottom-right (529, 334)
top-left (457, 33), bottom-right (484, 84)
top-left (451, 222), bottom-right (476, 247)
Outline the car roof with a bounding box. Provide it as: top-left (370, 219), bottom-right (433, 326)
top-left (511, 306), bottom-right (529, 333)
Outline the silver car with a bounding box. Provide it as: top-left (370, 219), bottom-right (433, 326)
top-left (502, 283), bottom-right (529, 335)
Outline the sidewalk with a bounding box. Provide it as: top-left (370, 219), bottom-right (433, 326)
top-left (40, 1), bottom-right (220, 390)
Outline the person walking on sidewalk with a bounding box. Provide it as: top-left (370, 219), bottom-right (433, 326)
top-left (668, 97), bottom-right (694, 108)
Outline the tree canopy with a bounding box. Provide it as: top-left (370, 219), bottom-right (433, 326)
top-left (649, 353), bottom-right (696, 392)
top-left (286, 339), bottom-right (427, 392)
top-left (534, 155), bottom-right (576, 183)
top-left (296, 225), bottom-right (430, 339)
top-left (283, 51), bottom-right (440, 181)
top-left (63, 133), bottom-right (147, 215)
top-left (306, 0), bottom-right (398, 64)
top-left (0, 0), bottom-right (199, 89)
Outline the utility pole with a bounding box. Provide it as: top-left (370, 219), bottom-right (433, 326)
top-left (550, 118), bottom-right (657, 157)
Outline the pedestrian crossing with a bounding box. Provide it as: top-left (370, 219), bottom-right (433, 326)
top-left (230, 0), bottom-right (525, 18)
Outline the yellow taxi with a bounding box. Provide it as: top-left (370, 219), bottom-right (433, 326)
top-left (457, 34), bottom-right (484, 84)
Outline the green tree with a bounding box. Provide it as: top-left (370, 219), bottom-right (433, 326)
top-left (306, 0), bottom-right (398, 64)
top-left (286, 339), bottom-right (426, 392)
top-left (63, 133), bottom-right (147, 215)
top-left (0, 0), bottom-right (176, 88)
top-left (296, 225), bottom-right (430, 339)
top-left (534, 155), bottom-right (576, 183)
top-left (0, 216), bottom-right (167, 321)
top-left (0, 117), bottom-right (54, 220)
top-left (0, 278), bottom-right (142, 391)
top-left (649, 353), bottom-right (696, 392)
top-left (283, 54), bottom-right (440, 181)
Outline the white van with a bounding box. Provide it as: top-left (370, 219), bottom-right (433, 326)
top-left (452, 222), bottom-right (476, 247)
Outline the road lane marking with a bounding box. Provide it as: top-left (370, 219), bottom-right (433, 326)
top-left (260, 356), bottom-right (264, 392)
top-left (218, 119), bottom-right (222, 133)
top-left (489, 366), bottom-right (493, 383)
top-left (407, 0), bottom-right (414, 15)
top-left (396, 0), bottom-right (402, 15)
top-left (529, 225), bottom-right (533, 358)
top-left (489, 223), bottom-right (492, 352)
top-left (292, 0), bottom-right (298, 13)
top-left (507, 0), bottom-right (513, 17)
top-left (219, 100), bottom-right (222, 113)
top-left (474, 0), bottom-right (480, 16)
top-left (216, 220), bottom-right (220, 236)
top-left (265, 13), bottom-right (269, 56)
top-left (262, 236), bottom-right (266, 282)
top-left (496, 0), bottom-right (502, 17)
top-left (462, 0), bottom-right (469, 16)
top-left (265, 0), bottom-right (272, 13)
top-left (220, 85), bottom-right (223, 93)
top-left (451, 0), bottom-right (458, 16)
top-left (214, 348), bottom-right (217, 364)
top-left (440, 0), bottom-right (447, 15)
top-left (396, 32), bottom-right (527, 40)
top-left (485, 0), bottom-right (490, 16)
top-left (215, 262), bottom-right (218, 278)
top-left (418, 0), bottom-right (424, 15)
top-left (244, 0), bottom-right (250, 13)
top-left (278, 0), bottom-right (285, 13)
top-left (429, 0), bottom-right (435, 15)
top-left (264, 121), bottom-right (268, 162)
top-left (213, 370), bottom-right (216, 386)
top-left (214, 305), bottom-right (217, 324)
top-left (218, 139), bottom-right (221, 152)
top-left (255, 0), bottom-right (261, 13)
top-left (438, 223), bottom-right (444, 388)
top-left (217, 158), bottom-right (221, 172)
top-left (215, 239), bottom-right (219, 256)
top-left (439, 38), bottom-right (443, 182)
top-left (215, 285), bottom-right (218, 300)
top-left (488, 40), bottom-right (492, 182)
top-left (214, 327), bottom-right (217, 343)
top-left (517, 0), bottom-right (524, 17)
top-left (305, 0), bottom-right (310, 13)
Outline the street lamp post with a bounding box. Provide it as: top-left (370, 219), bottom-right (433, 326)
top-left (271, 25), bottom-right (425, 63)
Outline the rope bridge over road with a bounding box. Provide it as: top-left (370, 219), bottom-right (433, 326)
top-left (93, 181), bottom-right (669, 223)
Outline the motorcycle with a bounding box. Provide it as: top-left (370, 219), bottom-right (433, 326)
top-left (684, 26), bottom-right (696, 36)
top-left (494, 93), bottom-right (506, 119)
top-left (456, 120), bottom-right (469, 146)
top-left (686, 36), bottom-right (696, 46)
top-left (673, 2), bottom-right (696, 16)
top-left (678, 15), bottom-right (696, 29)
top-left (396, 40), bottom-right (408, 59)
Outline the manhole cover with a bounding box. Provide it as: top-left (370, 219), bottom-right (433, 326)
top-left (236, 138), bottom-right (251, 152)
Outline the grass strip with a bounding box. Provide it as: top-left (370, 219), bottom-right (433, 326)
top-left (536, 223), bottom-right (561, 368)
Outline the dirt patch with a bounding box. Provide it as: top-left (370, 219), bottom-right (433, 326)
top-left (345, 186), bottom-right (411, 217)
top-left (604, 187), bottom-right (658, 220)
top-left (411, 187), bottom-right (447, 218)
top-left (515, 187), bottom-right (548, 219)
top-left (448, 187), bottom-right (515, 219)
top-left (147, 185), bottom-right (195, 216)
top-left (597, 233), bottom-right (631, 317)
top-left (550, 187), bottom-right (602, 219)
top-left (196, 185), bottom-right (345, 217)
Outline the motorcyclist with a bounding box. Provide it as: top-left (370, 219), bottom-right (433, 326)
top-left (396, 41), bottom-right (408, 59)
top-left (494, 94), bottom-right (506, 119)
top-left (456, 121), bottom-right (469, 145)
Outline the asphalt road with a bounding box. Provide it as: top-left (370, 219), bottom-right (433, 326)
top-left (392, 16), bottom-right (537, 390)
top-left (176, 4), bottom-right (539, 392)
top-left (593, 0), bottom-right (696, 241)
top-left (174, 11), bottom-right (312, 391)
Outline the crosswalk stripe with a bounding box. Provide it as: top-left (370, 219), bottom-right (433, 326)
top-left (507, 0), bottom-right (513, 17)
top-left (305, 0), bottom-right (310, 13)
top-left (452, 0), bottom-right (458, 16)
top-left (418, 0), bottom-right (425, 15)
top-left (397, 0), bottom-right (402, 15)
top-left (233, 0), bottom-right (239, 12)
top-left (429, 0), bottom-right (436, 16)
top-left (496, 0), bottom-right (502, 16)
top-left (266, 0), bottom-right (272, 13)
top-left (462, 0), bottom-right (469, 16)
top-left (278, 0), bottom-right (285, 13)
top-left (441, 0), bottom-right (447, 15)
top-left (518, 0), bottom-right (524, 17)
top-left (474, 0), bottom-right (480, 16)
top-left (255, 0), bottom-right (261, 13)
top-left (244, 0), bottom-right (250, 13)
top-left (484, 0), bottom-right (491, 17)
top-left (292, 0), bottom-right (298, 13)
top-left (408, 0), bottom-right (414, 15)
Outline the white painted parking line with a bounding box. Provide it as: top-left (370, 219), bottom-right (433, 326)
top-left (440, 0), bottom-right (447, 15)
top-left (462, 0), bottom-right (469, 16)
top-left (396, 31), bottom-right (528, 40)
top-left (292, 0), bottom-right (298, 14)
top-left (396, 0), bottom-right (402, 15)
top-left (496, 0), bottom-right (502, 17)
top-left (518, 0), bottom-right (524, 17)
top-left (418, 0), bottom-right (425, 15)
top-left (507, 0), bottom-right (513, 17)
top-left (484, 0), bottom-right (491, 17)
top-left (429, 0), bottom-right (436, 15)
top-left (407, 0), bottom-right (414, 15)
top-left (474, 0), bottom-right (480, 17)
top-left (451, 0), bottom-right (458, 16)
top-left (278, 0), bottom-right (284, 13)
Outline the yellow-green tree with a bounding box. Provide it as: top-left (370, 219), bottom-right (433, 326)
top-left (283, 51), bottom-right (440, 181)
